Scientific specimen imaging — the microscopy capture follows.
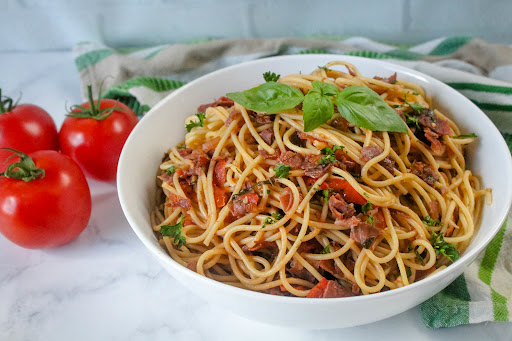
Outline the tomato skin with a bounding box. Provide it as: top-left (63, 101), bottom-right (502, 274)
top-left (319, 178), bottom-right (366, 205)
top-left (0, 104), bottom-right (59, 172)
top-left (306, 278), bottom-right (329, 298)
top-left (0, 150), bottom-right (91, 249)
top-left (59, 100), bottom-right (138, 182)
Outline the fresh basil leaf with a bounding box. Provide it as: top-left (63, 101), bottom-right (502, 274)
top-left (310, 81), bottom-right (339, 96)
top-left (336, 86), bottom-right (408, 133)
top-left (226, 81), bottom-right (304, 114)
top-left (303, 91), bottom-right (334, 132)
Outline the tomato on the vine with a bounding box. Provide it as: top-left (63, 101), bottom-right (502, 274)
top-left (59, 85), bottom-right (138, 182)
top-left (0, 90), bottom-right (59, 172)
top-left (0, 149), bottom-right (91, 249)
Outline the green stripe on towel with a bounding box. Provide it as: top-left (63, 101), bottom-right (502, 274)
top-left (447, 83), bottom-right (512, 94)
top-left (420, 275), bottom-right (471, 328)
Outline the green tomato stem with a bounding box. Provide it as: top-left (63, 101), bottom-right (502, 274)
top-left (0, 148), bottom-right (45, 182)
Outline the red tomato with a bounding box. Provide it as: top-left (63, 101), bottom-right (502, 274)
top-left (306, 278), bottom-right (329, 298)
top-left (0, 150), bottom-right (91, 249)
top-left (320, 178), bottom-right (366, 205)
top-left (0, 95), bottom-right (59, 172)
top-left (59, 87), bottom-right (138, 182)
top-left (213, 185), bottom-right (227, 208)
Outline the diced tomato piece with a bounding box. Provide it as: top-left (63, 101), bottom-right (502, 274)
top-left (323, 178), bottom-right (366, 205)
top-left (213, 185), bottom-right (227, 208)
top-left (306, 278), bottom-right (329, 298)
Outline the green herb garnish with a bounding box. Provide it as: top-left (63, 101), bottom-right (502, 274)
top-left (422, 216), bottom-right (441, 227)
top-left (160, 216), bottom-right (186, 248)
top-left (336, 86), bottom-right (408, 133)
top-left (262, 211), bottom-right (284, 229)
top-left (166, 165), bottom-right (177, 175)
top-left (262, 216), bottom-right (274, 229)
top-left (430, 232), bottom-right (460, 262)
top-left (227, 82), bottom-right (304, 114)
top-left (453, 133), bottom-right (477, 139)
top-left (406, 267), bottom-right (412, 278)
top-left (318, 66), bottom-right (331, 72)
top-left (322, 189), bottom-right (330, 203)
top-left (185, 112), bottom-right (206, 132)
top-left (404, 93), bottom-right (426, 115)
top-left (320, 243), bottom-right (331, 254)
top-left (274, 163), bottom-right (291, 178)
top-left (317, 145), bottom-right (342, 165)
top-left (414, 249), bottom-right (425, 265)
top-left (366, 215), bottom-right (376, 224)
top-left (361, 201), bottom-right (372, 215)
top-left (303, 81), bottom-right (339, 131)
top-left (271, 211), bottom-right (284, 220)
top-left (263, 71), bottom-right (280, 82)
top-left (404, 112), bottom-right (420, 128)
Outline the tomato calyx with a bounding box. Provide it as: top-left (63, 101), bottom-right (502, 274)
top-left (0, 148), bottom-right (45, 182)
top-left (0, 89), bottom-right (18, 114)
top-left (67, 84), bottom-right (126, 121)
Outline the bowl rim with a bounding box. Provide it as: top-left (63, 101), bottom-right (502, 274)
top-left (118, 54), bottom-right (512, 304)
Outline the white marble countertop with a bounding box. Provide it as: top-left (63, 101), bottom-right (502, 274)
top-left (1, 51), bottom-right (511, 341)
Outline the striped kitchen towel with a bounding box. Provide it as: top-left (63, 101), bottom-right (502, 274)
top-left (73, 36), bottom-right (512, 328)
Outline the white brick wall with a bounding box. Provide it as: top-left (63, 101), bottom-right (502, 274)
top-left (0, 0), bottom-right (511, 51)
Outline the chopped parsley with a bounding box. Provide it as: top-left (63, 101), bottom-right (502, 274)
top-left (166, 165), bottom-right (177, 175)
top-left (185, 112), bottom-right (206, 132)
top-left (318, 66), bottom-right (331, 72)
top-left (393, 104), bottom-right (400, 108)
top-left (176, 145), bottom-right (186, 149)
top-left (404, 112), bottom-right (420, 128)
top-left (422, 215), bottom-right (441, 227)
top-left (322, 189), bottom-right (330, 203)
top-left (263, 71), bottom-right (280, 82)
top-left (362, 201), bottom-right (375, 224)
top-left (320, 243), bottom-right (331, 254)
top-left (274, 163), bottom-right (291, 178)
top-left (453, 133), bottom-right (477, 139)
top-left (318, 145), bottom-right (342, 165)
top-left (404, 93), bottom-right (426, 115)
top-left (406, 267), bottom-right (412, 278)
top-left (412, 91), bottom-right (420, 96)
top-left (361, 201), bottom-right (372, 215)
top-left (431, 232), bottom-right (460, 262)
top-left (414, 249), bottom-right (425, 265)
top-left (262, 216), bottom-right (274, 229)
top-left (266, 189), bottom-right (271, 194)
top-left (160, 216), bottom-right (186, 248)
top-left (271, 211), bottom-right (284, 220)
top-left (262, 212), bottom-right (284, 229)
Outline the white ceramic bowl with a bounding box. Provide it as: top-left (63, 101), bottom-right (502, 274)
top-left (117, 55), bottom-right (512, 329)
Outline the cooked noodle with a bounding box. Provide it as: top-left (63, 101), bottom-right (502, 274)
top-left (151, 61), bottom-right (491, 297)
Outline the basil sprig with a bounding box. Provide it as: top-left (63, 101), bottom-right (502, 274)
top-left (336, 86), bottom-right (408, 133)
top-left (303, 81), bottom-right (338, 131)
top-left (226, 81), bottom-right (304, 113)
top-left (227, 75), bottom-right (408, 134)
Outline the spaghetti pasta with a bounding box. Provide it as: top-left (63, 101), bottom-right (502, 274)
top-left (151, 61), bottom-right (491, 298)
